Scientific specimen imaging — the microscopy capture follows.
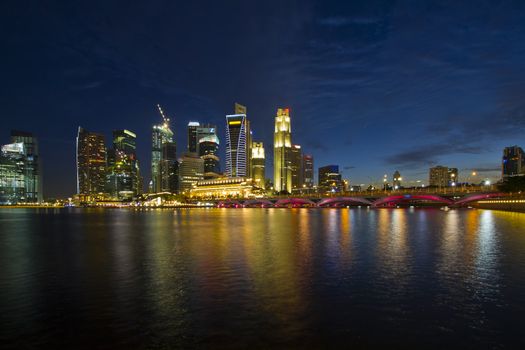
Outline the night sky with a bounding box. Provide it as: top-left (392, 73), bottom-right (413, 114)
top-left (2, 1), bottom-right (525, 198)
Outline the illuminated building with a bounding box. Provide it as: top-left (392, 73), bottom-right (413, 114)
top-left (251, 141), bottom-right (265, 188)
top-left (76, 127), bottom-right (107, 195)
top-left (160, 142), bottom-right (178, 192)
top-left (273, 108), bottom-right (292, 193)
top-left (225, 103), bottom-right (250, 177)
top-left (502, 146), bottom-right (525, 178)
top-left (302, 154), bottom-right (314, 188)
top-left (189, 177), bottom-right (257, 199)
top-left (290, 144), bottom-right (302, 191)
top-left (178, 153), bottom-right (204, 193)
top-left (393, 170), bottom-right (402, 189)
top-left (10, 130), bottom-right (42, 202)
top-left (151, 106), bottom-right (174, 192)
top-left (199, 135), bottom-right (220, 179)
top-left (195, 123), bottom-right (217, 154)
top-left (106, 129), bottom-right (142, 199)
top-left (318, 165), bottom-right (342, 193)
top-left (429, 166), bottom-right (458, 187)
top-left (0, 142), bottom-right (26, 203)
top-left (187, 121), bottom-right (200, 153)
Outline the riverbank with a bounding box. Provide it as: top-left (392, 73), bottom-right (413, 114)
top-left (472, 198), bottom-right (525, 213)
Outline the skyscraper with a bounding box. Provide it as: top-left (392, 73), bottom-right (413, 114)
top-left (302, 154), bottom-right (314, 188)
top-left (225, 104), bottom-right (250, 177)
top-left (502, 146), bottom-right (525, 178)
top-left (0, 142), bottom-right (27, 203)
top-left (160, 142), bottom-right (179, 192)
top-left (76, 127), bottom-right (107, 195)
top-left (106, 129), bottom-right (141, 198)
top-left (290, 144), bottom-right (303, 191)
top-left (318, 165), bottom-right (342, 193)
top-left (10, 130), bottom-right (42, 202)
top-left (199, 135), bottom-right (220, 179)
top-left (178, 153), bottom-right (204, 193)
top-left (187, 121), bottom-right (200, 153)
top-left (429, 166), bottom-right (458, 187)
top-left (273, 108), bottom-right (292, 193)
top-left (151, 106), bottom-right (174, 192)
top-left (251, 141), bottom-right (265, 188)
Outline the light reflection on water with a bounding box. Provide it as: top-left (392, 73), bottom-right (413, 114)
top-left (0, 208), bottom-right (524, 348)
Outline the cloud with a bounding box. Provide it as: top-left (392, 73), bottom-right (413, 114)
top-left (384, 143), bottom-right (485, 168)
top-left (343, 165), bottom-right (355, 170)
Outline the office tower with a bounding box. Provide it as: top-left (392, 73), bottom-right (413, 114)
top-left (106, 130), bottom-right (141, 198)
top-left (290, 144), bottom-right (303, 191)
top-left (0, 142), bottom-right (26, 203)
top-left (151, 106), bottom-right (174, 192)
top-left (502, 146), bottom-right (525, 178)
top-left (187, 121), bottom-right (200, 153)
top-left (318, 165), bottom-right (342, 193)
top-left (273, 108), bottom-right (292, 193)
top-left (225, 104), bottom-right (250, 177)
top-left (429, 166), bottom-right (458, 187)
top-left (393, 170), bottom-right (402, 189)
top-left (251, 141), bottom-right (265, 188)
top-left (199, 135), bottom-right (220, 179)
top-left (195, 123), bottom-right (217, 154)
top-left (302, 154), bottom-right (314, 188)
top-left (178, 153), bottom-right (204, 193)
top-left (76, 127), bottom-right (107, 195)
top-left (10, 130), bottom-right (42, 202)
top-left (160, 142), bottom-right (179, 192)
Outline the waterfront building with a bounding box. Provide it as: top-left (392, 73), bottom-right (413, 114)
top-left (106, 129), bottom-right (141, 199)
top-left (318, 165), bottom-right (343, 193)
top-left (189, 177), bottom-right (258, 199)
top-left (393, 170), bottom-right (402, 189)
top-left (251, 141), bottom-right (265, 188)
top-left (502, 146), bottom-right (525, 178)
top-left (195, 123), bottom-right (217, 154)
top-left (187, 121), bottom-right (200, 153)
top-left (10, 130), bottom-right (42, 202)
top-left (178, 153), bottom-right (204, 193)
top-left (0, 142), bottom-right (26, 203)
top-left (199, 135), bottom-right (220, 179)
top-left (290, 144), bottom-right (303, 191)
top-left (160, 142), bottom-right (179, 192)
top-left (302, 154), bottom-right (314, 188)
top-left (429, 166), bottom-right (458, 187)
top-left (273, 108), bottom-right (292, 193)
top-left (225, 103), bottom-right (250, 177)
top-left (151, 106), bottom-right (174, 192)
top-left (76, 127), bottom-right (107, 195)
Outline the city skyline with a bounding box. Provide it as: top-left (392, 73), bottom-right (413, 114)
top-left (3, 1), bottom-right (525, 197)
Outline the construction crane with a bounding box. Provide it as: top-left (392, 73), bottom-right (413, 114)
top-left (157, 104), bottom-right (170, 126)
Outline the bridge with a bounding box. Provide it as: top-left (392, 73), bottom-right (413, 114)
top-left (214, 192), bottom-right (506, 208)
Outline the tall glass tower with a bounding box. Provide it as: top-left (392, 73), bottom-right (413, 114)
top-left (273, 108), bottom-right (292, 193)
top-left (251, 141), bottom-right (265, 188)
top-left (225, 104), bottom-right (250, 177)
top-left (76, 127), bottom-right (107, 195)
top-left (151, 106), bottom-right (174, 192)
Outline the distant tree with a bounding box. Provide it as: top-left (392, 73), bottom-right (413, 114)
top-left (498, 176), bottom-right (525, 192)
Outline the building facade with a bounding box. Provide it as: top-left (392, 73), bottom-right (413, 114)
top-left (199, 135), bottom-right (221, 179)
top-left (151, 111), bottom-right (174, 193)
top-left (502, 146), bottom-right (525, 178)
top-left (393, 170), bottom-right (402, 189)
top-left (318, 165), bottom-right (343, 193)
top-left (251, 141), bottom-right (265, 188)
top-left (77, 127), bottom-right (107, 195)
top-left (106, 129), bottom-right (141, 198)
top-left (10, 130), bottom-right (42, 202)
top-left (190, 177), bottom-right (257, 199)
top-left (290, 144), bottom-right (303, 191)
top-left (178, 153), bottom-right (204, 193)
top-left (429, 166), bottom-right (458, 187)
top-left (225, 106), bottom-right (250, 177)
top-left (273, 108), bottom-right (292, 193)
top-left (302, 154), bottom-right (314, 188)
top-left (0, 142), bottom-right (26, 203)
top-left (187, 121), bottom-right (200, 153)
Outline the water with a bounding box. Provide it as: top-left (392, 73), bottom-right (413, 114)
top-left (0, 208), bottom-right (524, 348)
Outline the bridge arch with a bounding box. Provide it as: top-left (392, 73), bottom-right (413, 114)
top-left (454, 192), bottom-right (506, 206)
top-left (373, 194), bottom-right (454, 207)
top-left (317, 197), bottom-right (372, 207)
top-left (217, 200), bottom-right (242, 208)
top-left (243, 199), bottom-right (275, 208)
top-left (274, 198), bottom-right (316, 208)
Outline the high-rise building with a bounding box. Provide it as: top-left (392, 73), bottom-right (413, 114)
top-left (106, 129), bottom-right (141, 198)
top-left (273, 108), bottom-right (292, 193)
top-left (187, 121), bottom-right (200, 153)
top-left (199, 135), bottom-right (220, 179)
top-left (302, 154), bottom-right (314, 188)
top-left (429, 166), bottom-right (458, 187)
top-left (178, 153), bottom-right (204, 193)
top-left (393, 170), bottom-right (402, 189)
top-left (160, 142), bottom-right (179, 192)
top-left (10, 130), bottom-right (42, 202)
top-left (225, 104), bottom-right (250, 177)
top-left (502, 146), bottom-right (525, 178)
top-left (251, 141), bottom-right (265, 188)
top-left (318, 165), bottom-right (343, 193)
top-left (290, 144), bottom-right (303, 191)
top-left (76, 127), bottom-right (107, 195)
top-left (151, 107), bottom-right (174, 192)
top-left (0, 142), bottom-right (27, 203)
